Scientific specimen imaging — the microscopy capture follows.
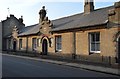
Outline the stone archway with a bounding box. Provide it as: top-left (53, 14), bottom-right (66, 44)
top-left (42, 39), bottom-right (48, 55)
top-left (118, 37), bottom-right (120, 63)
top-left (115, 31), bottom-right (120, 64)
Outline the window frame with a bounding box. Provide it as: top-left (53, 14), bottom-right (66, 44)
top-left (89, 32), bottom-right (100, 53)
top-left (19, 39), bottom-right (22, 50)
top-left (37, 38), bottom-right (41, 47)
top-left (32, 38), bottom-right (37, 51)
top-left (55, 35), bottom-right (62, 52)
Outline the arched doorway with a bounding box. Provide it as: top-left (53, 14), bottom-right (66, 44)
top-left (13, 41), bottom-right (16, 51)
top-left (42, 39), bottom-right (48, 55)
top-left (118, 37), bottom-right (120, 64)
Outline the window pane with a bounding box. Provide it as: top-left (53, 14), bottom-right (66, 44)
top-left (57, 36), bottom-right (60, 43)
top-left (95, 43), bottom-right (100, 51)
top-left (32, 38), bottom-right (37, 51)
top-left (19, 39), bottom-right (22, 50)
top-left (91, 43), bottom-right (95, 51)
top-left (59, 43), bottom-right (61, 49)
top-left (58, 43), bottom-right (61, 50)
top-left (37, 39), bottom-right (39, 47)
top-left (96, 33), bottom-right (100, 41)
top-left (90, 32), bottom-right (100, 52)
top-left (91, 34), bottom-right (95, 42)
top-left (55, 36), bottom-right (62, 51)
top-left (59, 36), bottom-right (61, 42)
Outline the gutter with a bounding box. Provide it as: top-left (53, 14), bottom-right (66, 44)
top-left (51, 22), bottom-right (108, 33)
top-left (18, 32), bottom-right (39, 37)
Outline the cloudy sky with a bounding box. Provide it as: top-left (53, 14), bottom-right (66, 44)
top-left (0, 0), bottom-right (119, 26)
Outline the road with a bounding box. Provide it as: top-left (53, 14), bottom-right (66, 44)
top-left (2, 54), bottom-right (119, 77)
top-left (0, 53), bottom-right (2, 79)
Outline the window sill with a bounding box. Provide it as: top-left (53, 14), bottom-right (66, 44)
top-left (19, 48), bottom-right (23, 50)
top-left (55, 50), bottom-right (62, 53)
top-left (90, 51), bottom-right (101, 54)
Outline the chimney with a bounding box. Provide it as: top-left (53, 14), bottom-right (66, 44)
top-left (114, 1), bottom-right (120, 24)
top-left (108, 1), bottom-right (120, 27)
top-left (84, 0), bottom-right (94, 14)
top-left (10, 14), bottom-right (14, 18)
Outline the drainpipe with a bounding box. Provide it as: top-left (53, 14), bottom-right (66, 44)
top-left (26, 36), bottom-right (28, 53)
top-left (72, 32), bottom-right (76, 59)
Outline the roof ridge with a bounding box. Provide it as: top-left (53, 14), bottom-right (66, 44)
top-left (25, 23), bottom-right (38, 27)
top-left (94, 5), bottom-right (114, 11)
top-left (52, 13), bottom-right (83, 21)
top-left (52, 5), bottom-right (114, 21)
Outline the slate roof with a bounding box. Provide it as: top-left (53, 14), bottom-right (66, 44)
top-left (18, 6), bottom-right (114, 36)
top-left (18, 24), bottom-right (39, 36)
top-left (52, 6), bottom-right (113, 31)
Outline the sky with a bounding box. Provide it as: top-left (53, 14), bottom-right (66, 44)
top-left (0, 0), bottom-right (119, 26)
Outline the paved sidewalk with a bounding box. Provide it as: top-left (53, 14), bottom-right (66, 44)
top-left (2, 53), bottom-right (120, 76)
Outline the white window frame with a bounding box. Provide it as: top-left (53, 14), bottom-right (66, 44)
top-left (37, 38), bottom-right (41, 47)
top-left (50, 37), bottom-right (54, 47)
top-left (32, 38), bottom-right (37, 51)
top-left (89, 32), bottom-right (100, 53)
top-left (19, 39), bottom-right (22, 50)
top-left (55, 35), bottom-right (62, 52)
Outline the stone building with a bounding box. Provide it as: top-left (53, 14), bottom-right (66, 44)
top-left (0, 22), bottom-right (2, 51)
top-left (1, 15), bottom-right (25, 51)
top-left (1, 0), bottom-right (120, 64)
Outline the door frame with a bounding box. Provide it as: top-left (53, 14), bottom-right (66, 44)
top-left (13, 40), bottom-right (17, 51)
top-left (42, 39), bottom-right (48, 55)
top-left (115, 32), bottom-right (120, 64)
top-left (118, 37), bottom-right (120, 63)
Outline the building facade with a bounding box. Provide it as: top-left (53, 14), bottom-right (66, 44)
top-left (0, 22), bottom-right (2, 51)
top-left (1, 1), bottom-right (120, 64)
top-left (1, 15), bottom-right (25, 51)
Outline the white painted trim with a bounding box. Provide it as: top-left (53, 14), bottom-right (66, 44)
top-left (55, 36), bottom-right (62, 52)
top-left (90, 51), bottom-right (101, 53)
top-left (116, 34), bottom-right (120, 42)
top-left (56, 49), bottom-right (62, 52)
top-left (42, 37), bottom-right (49, 47)
top-left (89, 32), bottom-right (100, 53)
